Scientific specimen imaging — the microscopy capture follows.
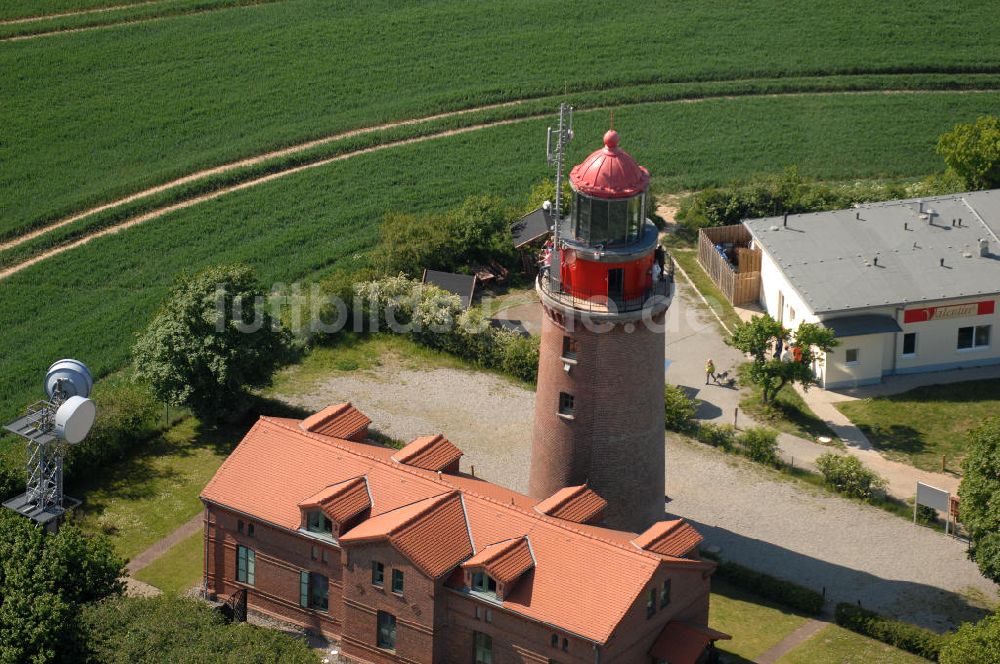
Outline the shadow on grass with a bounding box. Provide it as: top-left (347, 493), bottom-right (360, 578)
top-left (854, 422), bottom-right (925, 456)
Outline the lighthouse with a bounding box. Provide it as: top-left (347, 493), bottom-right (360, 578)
top-left (528, 121), bottom-right (672, 533)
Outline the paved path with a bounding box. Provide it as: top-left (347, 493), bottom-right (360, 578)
top-left (755, 619), bottom-right (828, 664)
top-left (276, 355), bottom-right (998, 630)
top-left (127, 512), bottom-right (203, 574)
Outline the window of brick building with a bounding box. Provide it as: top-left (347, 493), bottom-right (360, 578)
top-left (248, 523), bottom-right (255, 537)
top-left (236, 545), bottom-right (255, 586)
top-left (646, 587), bottom-right (656, 617)
top-left (306, 510), bottom-right (333, 536)
top-left (472, 571), bottom-right (497, 596)
top-left (311, 545), bottom-right (319, 561)
top-left (372, 560), bottom-right (385, 586)
top-left (237, 520), bottom-right (244, 534)
top-left (558, 392), bottom-right (575, 417)
top-left (377, 611), bottom-right (397, 650)
top-left (561, 336), bottom-right (579, 360)
top-left (299, 571), bottom-right (328, 611)
top-left (392, 569), bottom-right (405, 594)
top-left (474, 631), bottom-right (493, 664)
top-left (550, 633), bottom-right (558, 647)
top-left (561, 637), bottom-right (568, 651)
top-left (660, 579), bottom-right (671, 608)
top-left (322, 549), bottom-right (329, 564)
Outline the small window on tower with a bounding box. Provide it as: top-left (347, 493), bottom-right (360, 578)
top-left (561, 336), bottom-right (579, 360)
top-left (558, 392), bottom-right (575, 417)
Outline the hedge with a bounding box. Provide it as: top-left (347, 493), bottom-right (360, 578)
top-left (704, 553), bottom-right (824, 615)
top-left (834, 603), bottom-right (945, 661)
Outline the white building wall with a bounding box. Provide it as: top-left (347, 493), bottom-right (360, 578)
top-left (755, 242), bottom-right (1000, 388)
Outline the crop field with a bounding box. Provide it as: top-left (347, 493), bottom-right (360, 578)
top-left (3, 91), bottom-right (1000, 425)
top-left (3, 0), bottom-right (1000, 240)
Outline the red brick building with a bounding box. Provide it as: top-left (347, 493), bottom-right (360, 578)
top-left (200, 403), bottom-right (727, 663)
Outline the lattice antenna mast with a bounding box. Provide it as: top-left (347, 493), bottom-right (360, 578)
top-left (546, 103), bottom-right (573, 285)
top-left (3, 360), bottom-right (95, 530)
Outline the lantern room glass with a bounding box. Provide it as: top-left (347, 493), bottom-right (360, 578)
top-left (570, 191), bottom-right (644, 246)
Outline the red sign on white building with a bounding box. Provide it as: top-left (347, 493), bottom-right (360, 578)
top-left (903, 299), bottom-right (995, 324)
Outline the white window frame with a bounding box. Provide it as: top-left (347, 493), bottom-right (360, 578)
top-left (844, 348), bottom-right (860, 365)
top-left (957, 324), bottom-right (991, 352)
top-left (901, 332), bottom-right (917, 357)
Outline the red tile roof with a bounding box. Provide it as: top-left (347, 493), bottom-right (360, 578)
top-left (340, 492), bottom-right (473, 579)
top-left (201, 413), bottom-right (713, 644)
top-left (299, 477), bottom-right (371, 524)
top-left (299, 402), bottom-right (370, 440)
top-left (392, 434), bottom-right (463, 472)
top-left (462, 537), bottom-right (534, 585)
top-left (632, 519), bottom-right (704, 558)
top-left (649, 621), bottom-right (731, 664)
top-left (533, 484), bottom-right (608, 524)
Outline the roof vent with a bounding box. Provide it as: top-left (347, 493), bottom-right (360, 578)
top-left (980, 238), bottom-right (990, 257)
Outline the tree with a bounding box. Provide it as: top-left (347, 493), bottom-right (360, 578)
top-left (939, 612), bottom-right (1000, 664)
top-left (727, 315), bottom-right (837, 404)
top-left (133, 264), bottom-right (291, 422)
top-left (959, 417), bottom-right (1000, 583)
top-left (937, 115), bottom-right (1000, 190)
top-left (0, 511), bottom-right (125, 663)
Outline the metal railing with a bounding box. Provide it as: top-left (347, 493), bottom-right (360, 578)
top-left (539, 260), bottom-right (674, 314)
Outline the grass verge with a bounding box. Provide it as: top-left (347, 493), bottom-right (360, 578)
top-left (776, 624), bottom-right (931, 664)
top-left (736, 365), bottom-right (839, 442)
top-left (133, 530), bottom-right (204, 595)
top-left (710, 578), bottom-right (809, 662)
top-left (670, 249), bottom-right (743, 332)
top-left (836, 377), bottom-right (1000, 473)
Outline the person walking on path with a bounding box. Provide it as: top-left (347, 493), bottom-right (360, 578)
top-left (705, 358), bottom-right (716, 384)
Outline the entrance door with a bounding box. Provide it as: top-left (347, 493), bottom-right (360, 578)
top-left (608, 268), bottom-right (624, 306)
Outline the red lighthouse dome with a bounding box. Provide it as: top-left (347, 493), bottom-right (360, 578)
top-left (569, 130), bottom-right (650, 199)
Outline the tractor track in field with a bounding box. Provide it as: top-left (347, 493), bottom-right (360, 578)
top-left (0, 1), bottom-right (163, 25)
top-left (0, 0), bottom-right (282, 41)
top-left (3, 85), bottom-right (1000, 282)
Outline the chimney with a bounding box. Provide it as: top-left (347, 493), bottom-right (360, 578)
top-left (873, 256), bottom-right (879, 267)
top-left (980, 238), bottom-right (990, 257)
top-left (940, 257), bottom-right (945, 267)
top-left (904, 222), bottom-right (909, 231)
top-left (958, 217), bottom-right (963, 227)
top-left (918, 200), bottom-right (924, 214)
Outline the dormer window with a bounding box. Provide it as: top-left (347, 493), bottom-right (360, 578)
top-left (306, 510), bottom-right (333, 536)
top-left (472, 571), bottom-right (497, 596)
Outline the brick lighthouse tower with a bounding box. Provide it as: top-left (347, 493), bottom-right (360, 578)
top-left (528, 113), bottom-right (672, 533)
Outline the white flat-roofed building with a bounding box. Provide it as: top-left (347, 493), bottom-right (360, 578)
top-left (744, 189), bottom-right (1000, 389)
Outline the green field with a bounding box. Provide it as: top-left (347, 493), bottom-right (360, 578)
top-left (777, 624), bottom-right (929, 664)
top-left (0, 0), bottom-right (152, 20)
top-left (4, 0), bottom-right (1000, 239)
top-left (837, 378), bottom-right (1000, 473)
top-left (4, 92), bottom-right (1000, 424)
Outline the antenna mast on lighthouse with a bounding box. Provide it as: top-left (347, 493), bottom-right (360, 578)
top-left (545, 103), bottom-right (573, 286)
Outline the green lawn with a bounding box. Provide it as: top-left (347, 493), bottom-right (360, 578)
top-left (837, 378), bottom-right (1000, 473)
top-left (71, 417), bottom-right (232, 559)
top-left (710, 579), bottom-right (809, 662)
top-left (777, 624), bottom-right (930, 664)
top-left (134, 530), bottom-right (204, 595)
top-left (736, 365), bottom-right (840, 442)
top-left (5, 0), bottom-right (1000, 237)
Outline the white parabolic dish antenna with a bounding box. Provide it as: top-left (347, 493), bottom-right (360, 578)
top-left (54, 396), bottom-right (96, 444)
top-left (45, 359), bottom-right (93, 400)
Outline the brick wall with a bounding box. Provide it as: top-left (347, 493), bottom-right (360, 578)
top-left (204, 503), bottom-right (343, 638)
top-left (529, 303), bottom-right (667, 532)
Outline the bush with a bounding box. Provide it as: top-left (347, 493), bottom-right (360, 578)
top-left (695, 422), bottom-right (736, 450)
top-left (711, 557), bottom-right (824, 615)
top-left (82, 595), bottom-right (316, 663)
top-left (940, 612), bottom-right (1000, 664)
top-left (816, 453), bottom-right (887, 502)
top-left (736, 427), bottom-right (781, 466)
top-left (664, 384), bottom-right (698, 432)
top-left (64, 379), bottom-right (161, 480)
top-left (834, 603), bottom-right (945, 661)
top-left (959, 417), bottom-right (1000, 583)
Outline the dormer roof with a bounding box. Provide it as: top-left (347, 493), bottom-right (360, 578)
top-left (462, 536), bottom-right (535, 585)
top-left (392, 434), bottom-right (463, 472)
top-left (632, 519), bottom-right (704, 558)
top-left (299, 402), bottom-right (371, 440)
top-left (298, 476), bottom-right (371, 524)
top-left (533, 484), bottom-right (607, 524)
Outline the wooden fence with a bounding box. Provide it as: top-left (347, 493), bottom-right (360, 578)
top-left (697, 225), bottom-right (762, 306)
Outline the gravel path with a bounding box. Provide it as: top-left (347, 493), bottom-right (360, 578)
top-left (277, 357), bottom-right (997, 630)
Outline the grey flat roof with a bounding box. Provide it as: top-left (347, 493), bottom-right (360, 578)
top-left (821, 314), bottom-right (902, 338)
top-left (745, 189), bottom-right (1000, 314)
top-left (511, 206), bottom-right (555, 248)
top-left (421, 269), bottom-right (476, 309)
